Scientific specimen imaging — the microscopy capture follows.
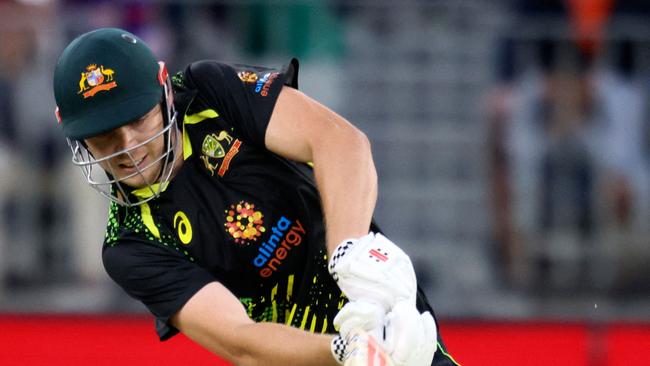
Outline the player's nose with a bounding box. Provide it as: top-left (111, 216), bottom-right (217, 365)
top-left (111, 124), bottom-right (138, 151)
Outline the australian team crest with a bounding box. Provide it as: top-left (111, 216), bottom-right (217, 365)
top-left (200, 130), bottom-right (242, 177)
top-left (78, 64), bottom-right (117, 98)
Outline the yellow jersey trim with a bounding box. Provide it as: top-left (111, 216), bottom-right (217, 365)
top-left (183, 109), bottom-right (219, 160)
top-left (140, 202), bottom-right (160, 239)
top-left (131, 182), bottom-right (169, 199)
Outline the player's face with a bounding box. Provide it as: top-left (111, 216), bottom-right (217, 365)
top-left (84, 104), bottom-right (166, 188)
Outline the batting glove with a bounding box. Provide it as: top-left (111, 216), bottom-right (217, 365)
top-left (333, 300), bottom-right (437, 366)
top-left (328, 233), bottom-right (417, 311)
top-left (383, 300), bottom-right (437, 366)
top-left (334, 300), bottom-right (385, 341)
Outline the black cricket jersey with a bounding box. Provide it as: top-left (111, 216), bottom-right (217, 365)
top-left (101, 59), bottom-right (458, 366)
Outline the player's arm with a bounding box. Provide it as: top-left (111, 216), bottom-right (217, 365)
top-left (265, 86), bottom-right (378, 255)
top-left (264, 86), bottom-right (436, 366)
top-left (171, 281), bottom-right (339, 366)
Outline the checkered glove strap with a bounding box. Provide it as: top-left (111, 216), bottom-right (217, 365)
top-left (328, 233), bottom-right (417, 311)
top-left (331, 329), bottom-right (394, 366)
top-left (331, 334), bottom-right (348, 364)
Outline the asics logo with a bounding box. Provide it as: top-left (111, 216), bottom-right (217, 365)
top-left (174, 211), bottom-right (193, 245)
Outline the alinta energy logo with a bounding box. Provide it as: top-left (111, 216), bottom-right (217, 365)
top-left (254, 72), bottom-right (279, 97)
top-left (224, 201), bottom-right (265, 245)
top-left (253, 216), bottom-right (306, 278)
top-left (235, 69), bottom-right (279, 97)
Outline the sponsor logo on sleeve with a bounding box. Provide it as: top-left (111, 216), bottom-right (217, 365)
top-left (254, 72), bottom-right (279, 97)
top-left (237, 70), bottom-right (259, 83)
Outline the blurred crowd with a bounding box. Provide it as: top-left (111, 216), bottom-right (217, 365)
top-left (0, 0), bottom-right (648, 318)
top-left (487, 0), bottom-right (650, 296)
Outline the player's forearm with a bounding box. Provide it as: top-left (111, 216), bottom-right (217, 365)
top-left (312, 128), bottom-right (378, 256)
top-left (231, 322), bottom-right (338, 366)
top-left (185, 320), bottom-right (338, 366)
top-left (173, 282), bottom-right (340, 366)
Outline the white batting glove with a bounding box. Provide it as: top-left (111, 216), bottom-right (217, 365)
top-left (334, 300), bottom-right (385, 341)
top-left (333, 300), bottom-right (437, 366)
top-left (383, 301), bottom-right (437, 366)
top-left (328, 233), bottom-right (417, 311)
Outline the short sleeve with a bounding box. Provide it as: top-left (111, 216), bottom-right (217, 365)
top-left (102, 241), bottom-right (216, 340)
top-left (183, 58), bottom-right (299, 148)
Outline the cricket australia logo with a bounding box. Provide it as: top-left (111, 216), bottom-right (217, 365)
top-left (78, 64), bottom-right (117, 98)
top-left (200, 131), bottom-right (242, 177)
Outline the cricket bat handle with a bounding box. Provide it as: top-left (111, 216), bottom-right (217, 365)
top-left (343, 328), bottom-right (394, 366)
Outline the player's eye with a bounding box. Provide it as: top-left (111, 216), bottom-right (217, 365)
top-left (89, 129), bottom-right (113, 142)
top-left (134, 116), bottom-right (148, 125)
top-left (131, 106), bottom-right (161, 128)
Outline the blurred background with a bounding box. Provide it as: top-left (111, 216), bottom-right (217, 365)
top-left (0, 0), bottom-right (649, 364)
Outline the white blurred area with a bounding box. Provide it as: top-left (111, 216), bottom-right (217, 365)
top-left (0, 0), bottom-right (648, 322)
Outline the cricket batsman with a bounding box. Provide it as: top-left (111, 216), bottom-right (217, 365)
top-left (52, 28), bottom-right (459, 365)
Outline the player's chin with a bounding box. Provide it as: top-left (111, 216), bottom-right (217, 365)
top-left (120, 177), bottom-right (152, 189)
top-left (118, 166), bottom-right (163, 189)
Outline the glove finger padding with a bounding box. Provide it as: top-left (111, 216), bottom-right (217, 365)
top-left (384, 301), bottom-right (437, 366)
top-left (334, 301), bottom-right (385, 341)
top-left (329, 233), bottom-right (417, 310)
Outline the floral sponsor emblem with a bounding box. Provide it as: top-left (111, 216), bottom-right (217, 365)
top-left (237, 70), bottom-right (259, 83)
top-left (224, 201), bottom-right (265, 245)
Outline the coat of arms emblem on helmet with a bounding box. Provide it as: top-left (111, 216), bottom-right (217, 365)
top-left (78, 64), bottom-right (117, 98)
